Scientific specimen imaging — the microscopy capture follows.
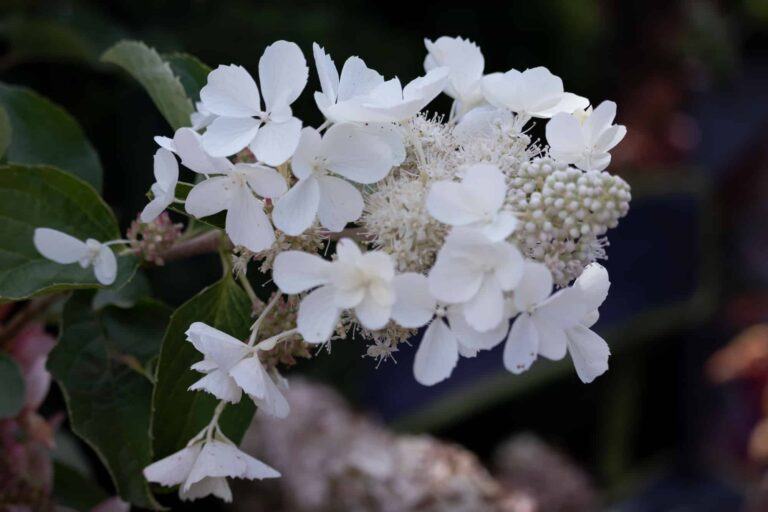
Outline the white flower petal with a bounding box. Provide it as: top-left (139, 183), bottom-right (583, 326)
top-left (180, 476), bottom-right (232, 502)
top-left (173, 128), bottom-right (231, 174)
top-left (337, 56), bottom-right (384, 102)
top-left (186, 322), bottom-right (249, 365)
top-left (478, 211), bottom-right (518, 241)
top-left (258, 40), bottom-right (308, 111)
top-left (322, 123), bottom-right (395, 184)
top-left (316, 175), bottom-right (364, 232)
top-left (536, 288), bottom-right (585, 329)
top-left (573, 263), bottom-right (610, 313)
top-left (567, 325), bottom-right (610, 383)
top-left (428, 254), bottom-right (483, 304)
top-left (462, 163), bottom-right (507, 213)
top-left (503, 313), bottom-right (539, 374)
top-left (229, 357), bottom-right (290, 418)
top-left (290, 127), bottom-right (322, 179)
top-left (273, 250), bottom-right (331, 293)
top-left (512, 260), bottom-right (553, 312)
top-left (236, 164), bottom-right (287, 198)
top-left (355, 294), bottom-right (392, 330)
top-left (447, 306), bottom-right (507, 351)
top-left (494, 242), bottom-right (525, 291)
top-left (391, 273), bottom-right (436, 328)
top-left (272, 176), bottom-right (321, 236)
top-left (202, 116), bottom-right (261, 157)
top-left (251, 117), bottom-right (302, 166)
top-left (189, 369), bottom-right (242, 403)
top-left (545, 113), bottom-right (585, 162)
top-left (93, 245), bottom-right (117, 285)
top-left (424, 36), bottom-right (484, 104)
top-left (413, 320), bottom-right (459, 386)
top-left (584, 100), bottom-right (617, 144)
top-left (426, 181), bottom-right (480, 226)
top-left (200, 64), bottom-right (261, 118)
top-left (33, 228), bottom-right (87, 264)
top-left (153, 148), bottom-right (179, 189)
top-left (462, 277), bottom-right (504, 332)
top-left (184, 440), bottom-right (278, 491)
top-left (144, 444), bottom-right (201, 487)
top-left (297, 285), bottom-right (341, 343)
top-left (531, 314), bottom-right (568, 360)
top-left (185, 176), bottom-right (233, 219)
top-left (140, 195), bottom-right (170, 224)
top-left (225, 186), bottom-right (274, 252)
top-left (312, 43), bottom-right (340, 102)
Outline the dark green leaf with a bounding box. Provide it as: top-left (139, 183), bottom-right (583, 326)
top-left (164, 53), bottom-right (211, 102)
top-left (53, 462), bottom-right (110, 511)
top-left (0, 352), bottom-right (25, 418)
top-left (0, 164), bottom-right (138, 300)
top-left (101, 41), bottom-right (194, 131)
top-left (151, 275), bottom-right (254, 459)
top-left (48, 292), bottom-right (171, 509)
top-left (92, 270), bottom-right (151, 310)
top-left (0, 83), bottom-right (102, 191)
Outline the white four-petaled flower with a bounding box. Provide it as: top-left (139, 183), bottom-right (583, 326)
top-left (545, 100), bottom-right (626, 172)
top-left (428, 229), bottom-right (523, 333)
top-left (390, 272), bottom-right (508, 385)
top-left (426, 163), bottom-right (517, 241)
top-left (185, 163), bottom-right (287, 252)
top-left (143, 438), bottom-right (280, 503)
top-left (187, 322), bottom-right (289, 417)
top-left (200, 41), bottom-right (308, 165)
top-left (273, 239), bottom-right (396, 342)
top-left (312, 43), bottom-right (449, 123)
top-left (272, 124), bottom-right (398, 235)
top-left (482, 67), bottom-right (588, 125)
top-left (33, 228), bottom-right (118, 285)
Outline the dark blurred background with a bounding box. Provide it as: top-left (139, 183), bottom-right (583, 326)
top-left (3, 0), bottom-right (768, 510)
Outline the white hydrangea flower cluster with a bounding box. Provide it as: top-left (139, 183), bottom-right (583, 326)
top-left (32, 36), bottom-right (630, 503)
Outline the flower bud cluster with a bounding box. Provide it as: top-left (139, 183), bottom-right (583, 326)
top-left (126, 212), bottom-right (182, 265)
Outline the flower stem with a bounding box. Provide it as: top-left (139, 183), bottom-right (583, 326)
top-left (247, 293), bottom-right (282, 347)
top-left (254, 327), bottom-right (298, 351)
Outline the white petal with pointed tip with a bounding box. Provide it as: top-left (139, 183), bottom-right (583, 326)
top-left (144, 444), bottom-right (201, 487)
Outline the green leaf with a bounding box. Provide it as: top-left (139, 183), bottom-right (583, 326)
top-left (0, 164), bottom-right (137, 300)
top-left (101, 41), bottom-right (194, 131)
top-left (53, 462), bottom-right (110, 511)
top-left (0, 83), bottom-right (103, 190)
top-left (164, 53), bottom-right (211, 102)
top-left (48, 292), bottom-right (171, 509)
top-left (0, 352), bottom-right (25, 418)
top-left (92, 270), bottom-right (151, 310)
top-left (151, 274), bottom-right (255, 460)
